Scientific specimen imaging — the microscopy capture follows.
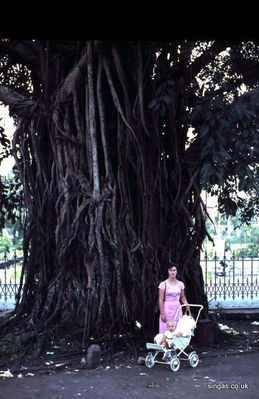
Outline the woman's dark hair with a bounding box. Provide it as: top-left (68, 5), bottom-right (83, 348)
top-left (168, 263), bottom-right (178, 270)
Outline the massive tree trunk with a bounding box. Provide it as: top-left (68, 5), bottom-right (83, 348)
top-left (2, 40), bottom-right (246, 350)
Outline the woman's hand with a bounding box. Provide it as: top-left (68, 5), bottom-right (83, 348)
top-left (185, 306), bottom-right (191, 315)
top-left (161, 314), bottom-right (167, 322)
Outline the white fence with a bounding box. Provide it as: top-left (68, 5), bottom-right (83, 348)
top-left (201, 254), bottom-right (259, 311)
top-left (1, 253), bottom-right (259, 311)
top-left (0, 253), bottom-right (23, 309)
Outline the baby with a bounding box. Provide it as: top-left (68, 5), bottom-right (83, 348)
top-left (154, 314), bottom-right (196, 350)
top-left (158, 320), bottom-right (183, 349)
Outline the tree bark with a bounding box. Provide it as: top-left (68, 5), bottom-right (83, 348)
top-left (1, 40), bottom-right (256, 354)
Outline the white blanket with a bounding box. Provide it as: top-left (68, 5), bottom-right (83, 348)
top-left (174, 314), bottom-right (196, 336)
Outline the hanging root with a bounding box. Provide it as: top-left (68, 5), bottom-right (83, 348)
top-left (1, 41), bottom-right (214, 357)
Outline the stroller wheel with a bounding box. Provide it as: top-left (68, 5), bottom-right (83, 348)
top-left (169, 356), bottom-right (180, 372)
top-left (189, 352), bottom-right (199, 368)
top-left (145, 354), bottom-right (155, 368)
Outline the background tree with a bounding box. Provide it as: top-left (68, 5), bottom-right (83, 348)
top-left (0, 40), bottom-right (258, 356)
top-left (0, 116), bottom-right (24, 246)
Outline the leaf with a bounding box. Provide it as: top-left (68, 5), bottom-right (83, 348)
top-left (204, 109), bottom-right (213, 121)
top-left (212, 152), bottom-right (221, 163)
top-left (205, 136), bottom-right (214, 149)
top-left (200, 125), bottom-right (209, 137)
top-left (160, 103), bottom-right (167, 116)
top-left (201, 147), bottom-right (211, 158)
top-left (167, 80), bottom-right (175, 87)
top-left (153, 102), bottom-right (160, 112)
top-left (195, 103), bottom-right (203, 111)
top-left (148, 98), bottom-right (158, 109)
top-left (219, 147), bottom-right (230, 160)
top-left (200, 163), bottom-right (214, 185)
top-left (215, 171), bottom-right (224, 186)
top-left (163, 95), bottom-right (172, 105)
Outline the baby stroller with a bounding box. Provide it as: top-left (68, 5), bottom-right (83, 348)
top-left (145, 304), bottom-right (203, 372)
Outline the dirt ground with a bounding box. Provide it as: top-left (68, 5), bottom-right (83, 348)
top-left (0, 316), bottom-right (259, 398)
top-left (0, 352), bottom-right (258, 399)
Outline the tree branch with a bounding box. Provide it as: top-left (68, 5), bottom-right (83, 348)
top-left (0, 40), bottom-right (42, 82)
top-left (54, 44), bottom-right (88, 102)
top-left (0, 84), bottom-right (26, 105)
top-left (0, 84), bottom-right (34, 117)
top-left (0, 40), bottom-right (41, 65)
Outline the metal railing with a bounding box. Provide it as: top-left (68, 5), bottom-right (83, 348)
top-left (0, 251), bottom-right (23, 303)
top-left (0, 251), bottom-right (259, 307)
top-left (201, 252), bottom-right (259, 302)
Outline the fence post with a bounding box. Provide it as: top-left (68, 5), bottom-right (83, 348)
top-left (232, 251), bottom-right (235, 300)
top-left (14, 250), bottom-right (17, 290)
top-left (250, 254), bottom-right (254, 299)
top-left (241, 252), bottom-right (244, 300)
top-left (214, 251), bottom-right (217, 300)
top-left (223, 251), bottom-right (226, 300)
top-left (205, 251), bottom-right (208, 291)
top-left (4, 249), bottom-right (7, 301)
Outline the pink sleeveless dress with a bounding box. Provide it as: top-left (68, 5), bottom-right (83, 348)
top-left (158, 280), bottom-right (184, 334)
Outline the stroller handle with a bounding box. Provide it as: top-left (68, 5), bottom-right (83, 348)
top-left (174, 304), bottom-right (203, 324)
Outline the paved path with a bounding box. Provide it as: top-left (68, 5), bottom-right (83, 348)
top-left (0, 351), bottom-right (258, 399)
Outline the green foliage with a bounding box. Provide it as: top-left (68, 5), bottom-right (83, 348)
top-left (193, 91), bottom-right (258, 190)
top-left (149, 80), bottom-right (175, 116)
top-left (0, 229), bottom-right (12, 253)
top-left (188, 42), bottom-right (259, 223)
top-left (231, 225), bottom-right (259, 256)
top-left (0, 228), bottom-right (23, 256)
top-left (0, 120), bottom-right (11, 163)
top-left (0, 39), bottom-right (258, 340)
top-left (205, 211), bottom-right (259, 257)
top-left (0, 167), bottom-right (24, 256)
top-left (0, 168), bottom-right (24, 230)
top-left (198, 102), bottom-right (258, 222)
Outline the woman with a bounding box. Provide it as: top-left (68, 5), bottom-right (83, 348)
top-left (158, 264), bottom-right (190, 334)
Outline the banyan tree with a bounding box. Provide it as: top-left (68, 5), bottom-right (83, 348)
top-left (0, 40), bottom-right (258, 350)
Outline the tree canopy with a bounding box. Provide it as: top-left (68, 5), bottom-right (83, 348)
top-left (0, 40), bottom-right (258, 359)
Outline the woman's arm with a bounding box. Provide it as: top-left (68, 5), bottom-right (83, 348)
top-left (158, 288), bottom-right (167, 322)
top-left (180, 289), bottom-right (190, 313)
